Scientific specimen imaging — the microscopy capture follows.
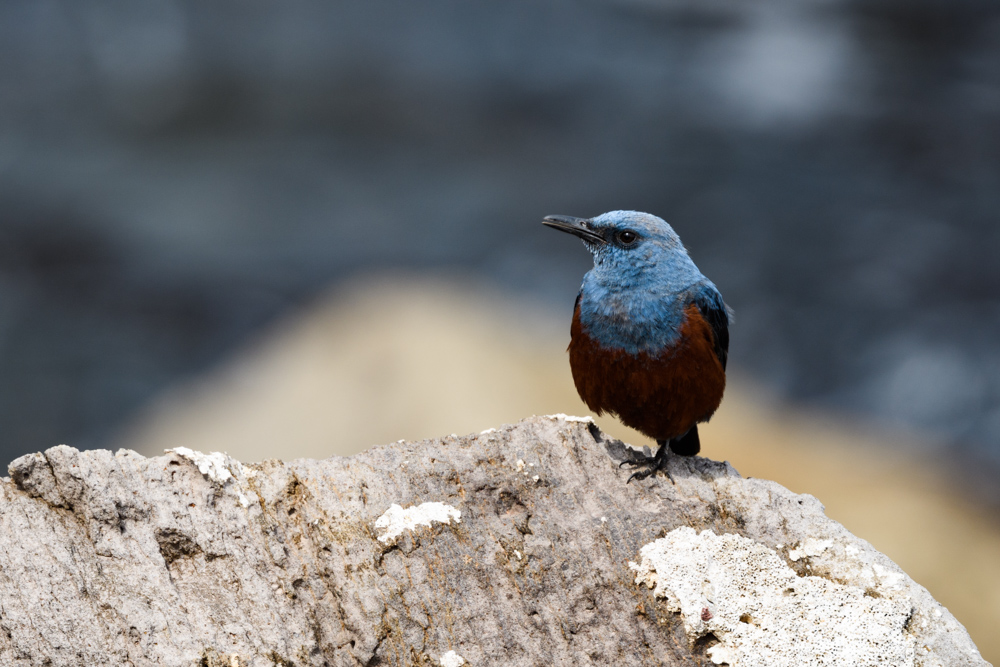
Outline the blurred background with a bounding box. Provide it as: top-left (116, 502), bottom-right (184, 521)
top-left (1, 0), bottom-right (999, 659)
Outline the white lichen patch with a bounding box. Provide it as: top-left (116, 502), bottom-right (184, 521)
top-left (440, 650), bottom-right (465, 667)
top-left (788, 537), bottom-right (832, 561)
top-left (630, 527), bottom-right (916, 667)
top-left (168, 447), bottom-right (234, 484)
top-left (168, 447), bottom-right (259, 508)
top-left (544, 413), bottom-right (594, 424)
top-left (873, 563), bottom-right (905, 589)
top-left (480, 427), bottom-right (496, 435)
top-left (707, 644), bottom-right (736, 665)
top-left (374, 502), bottom-right (461, 545)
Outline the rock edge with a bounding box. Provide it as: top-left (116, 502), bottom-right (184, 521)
top-left (0, 415), bottom-right (988, 666)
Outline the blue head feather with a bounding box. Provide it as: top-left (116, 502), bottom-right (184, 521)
top-left (575, 210), bottom-right (723, 354)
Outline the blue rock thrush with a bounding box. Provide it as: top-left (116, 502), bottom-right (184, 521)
top-left (542, 210), bottom-right (731, 482)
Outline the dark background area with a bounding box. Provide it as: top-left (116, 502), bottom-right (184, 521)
top-left (2, 0), bottom-right (1000, 500)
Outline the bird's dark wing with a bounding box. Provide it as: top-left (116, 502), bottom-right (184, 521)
top-left (689, 286), bottom-right (730, 371)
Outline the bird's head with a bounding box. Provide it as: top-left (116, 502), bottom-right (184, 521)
top-left (542, 210), bottom-right (697, 289)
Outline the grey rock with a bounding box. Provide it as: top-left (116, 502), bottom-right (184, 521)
top-left (0, 415), bottom-right (988, 666)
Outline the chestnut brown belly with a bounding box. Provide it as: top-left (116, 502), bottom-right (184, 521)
top-left (569, 303), bottom-right (726, 441)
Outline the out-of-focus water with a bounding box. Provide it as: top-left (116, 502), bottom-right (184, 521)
top-left (1, 0), bottom-right (1000, 490)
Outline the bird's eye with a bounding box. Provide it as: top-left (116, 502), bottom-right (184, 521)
top-left (616, 230), bottom-right (639, 246)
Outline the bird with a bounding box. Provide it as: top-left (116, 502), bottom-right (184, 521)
top-left (542, 210), bottom-right (730, 482)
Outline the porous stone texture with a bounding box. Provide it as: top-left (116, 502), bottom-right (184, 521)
top-left (1, 416), bottom-right (988, 666)
top-left (630, 528), bottom-right (913, 666)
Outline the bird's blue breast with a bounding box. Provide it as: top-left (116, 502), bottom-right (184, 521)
top-left (577, 258), bottom-right (718, 356)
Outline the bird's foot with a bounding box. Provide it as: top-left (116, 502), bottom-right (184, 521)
top-left (619, 442), bottom-right (672, 484)
top-left (624, 461), bottom-right (671, 484)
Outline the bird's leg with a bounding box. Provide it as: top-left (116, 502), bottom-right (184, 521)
top-left (623, 439), bottom-right (673, 484)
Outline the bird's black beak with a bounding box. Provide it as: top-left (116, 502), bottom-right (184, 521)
top-left (541, 215), bottom-right (605, 245)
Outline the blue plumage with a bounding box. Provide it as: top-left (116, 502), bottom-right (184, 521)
top-left (573, 211), bottom-right (727, 355)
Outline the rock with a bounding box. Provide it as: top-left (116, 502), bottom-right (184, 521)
top-left (1, 416), bottom-right (987, 666)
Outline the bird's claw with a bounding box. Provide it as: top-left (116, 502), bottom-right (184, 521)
top-left (626, 468), bottom-right (655, 484)
top-left (625, 463), bottom-right (674, 485)
top-left (620, 448), bottom-right (673, 484)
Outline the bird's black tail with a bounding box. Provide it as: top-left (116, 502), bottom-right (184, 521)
top-left (669, 426), bottom-right (700, 456)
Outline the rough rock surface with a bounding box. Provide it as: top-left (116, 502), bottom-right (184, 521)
top-left (0, 416), bottom-right (988, 666)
